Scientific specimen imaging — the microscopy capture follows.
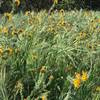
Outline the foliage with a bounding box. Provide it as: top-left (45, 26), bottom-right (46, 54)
top-left (0, 10), bottom-right (100, 100)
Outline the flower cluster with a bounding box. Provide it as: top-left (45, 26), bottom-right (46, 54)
top-left (73, 71), bottom-right (88, 89)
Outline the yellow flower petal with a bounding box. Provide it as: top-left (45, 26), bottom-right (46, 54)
top-left (2, 27), bottom-right (8, 33)
top-left (73, 78), bottom-right (81, 88)
top-left (41, 95), bottom-right (47, 100)
top-left (81, 71), bottom-right (88, 81)
top-left (54, 0), bottom-right (58, 4)
top-left (75, 72), bottom-right (81, 79)
top-left (4, 13), bottom-right (12, 21)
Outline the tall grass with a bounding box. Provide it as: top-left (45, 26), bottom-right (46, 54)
top-left (0, 10), bottom-right (100, 100)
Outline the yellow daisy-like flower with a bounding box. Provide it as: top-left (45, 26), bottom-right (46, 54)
top-left (60, 9), bottom-right (65, 16)
top-left (47, 26), bottom-right (55, 33)
top-left (58, 19), bottom-right (65, 26)
top-left (73, 72), bottom-right (81, 89)
top-left (4, 13), bottom-right (12, 21)
top-left (2, 27), bottom-right (8, 33)
top-left (73, 78), bottom-right (81, 89)
top-left (79, 32), bottom-right (86, 39)
top-left (40, 66), bottom-right (46, 73)
top-left (81, 71), bottom-right (88, 82)
top-left (53, 0), bottom-right (58, 4)
top-left (15, 0), bottom-right (20, 6)
top-left (41, 95), bottom-right (47, 100)
top-left (25, 11), bottom-right (31, 16)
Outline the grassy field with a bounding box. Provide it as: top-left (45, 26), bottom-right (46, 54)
top-left (0, 10), bottom-right (100, 100)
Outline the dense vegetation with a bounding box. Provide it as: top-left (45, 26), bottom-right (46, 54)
top-left (0, 0), bottom-right (100, 100)
top-left (0, 10), bottom-right (100, 100)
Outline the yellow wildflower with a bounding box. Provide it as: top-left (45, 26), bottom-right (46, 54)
top-left (15, 80), bottom-right (23, 91)
top-left (40, 66), bottom-right (46, 73)
top-left (86, 43), bottom-right (94, 50)
top-left (79, 32), bottom-right (86, 39)
top-left (41, 95), bottom-right (47, 100)
top-left (53, 0), bottom-right (58, 4)
top-left (47, 26), bottom-right (55, 32)
top-left (96, 86), bottom-right (100, 91)
top-left (60, 19), bottom-right (65, 26)
top-left (75, 73), bottom-right (81, 79)
top-left (7, 48), bottom-right (13, 55)
top-left (95, 19), bottom-right (100, 23)
top-left (2, 27), bottom-right (8, 33)
top-left (57, 18), bottom-right (65, 26)
top-left (0, 48), bottom-right (3, 56)
top-left (11, 30), bottom-right (14, 35)
top-left (25, 11), bottom-right (31, 16)
top-left (84, 11), bottom-right (91, 17)
top-left (73, 78), bottom-right (81, 89)
top-left (81, 71), bottom-right (88, 81)
top-left (15, 0), bottom-right (20, 6)
top-left (49, 75), bottom-right (54, 80)
top-left (60, 9), bottom-right (65, 16)
top-left (4, 13), bottom-right (12, 21)
top-left (73, 72), bottom-right (81, 89)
